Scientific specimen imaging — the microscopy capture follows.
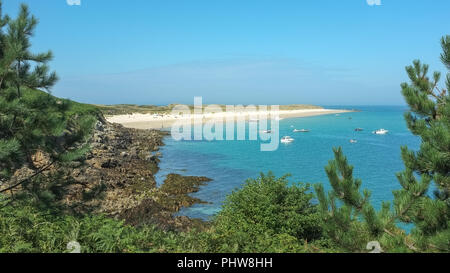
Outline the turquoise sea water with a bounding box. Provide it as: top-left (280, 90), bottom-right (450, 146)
top-left (155, 106), bottom-right (421, 220)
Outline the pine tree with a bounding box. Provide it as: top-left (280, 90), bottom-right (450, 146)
top-left (0, 2), bottom-right (96, 210)
top-left (6, 4), bottom-right (58, 97)
top-left (315, 36), bottom-right (450, 253)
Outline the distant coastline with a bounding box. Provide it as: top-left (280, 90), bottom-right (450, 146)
top-left (105, 107), bottom-right (355, 129)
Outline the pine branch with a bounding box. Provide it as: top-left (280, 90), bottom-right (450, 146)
top-left (441, 36), bottom-right (450, 70)
top-left (0, 160), bottom-right (55, 193)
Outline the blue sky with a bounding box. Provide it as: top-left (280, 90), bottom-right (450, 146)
top-left (3, 0), bottom-right (450, 105)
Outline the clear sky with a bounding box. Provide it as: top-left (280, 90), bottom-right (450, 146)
top-left (3, 0), bottom-right (450, 105)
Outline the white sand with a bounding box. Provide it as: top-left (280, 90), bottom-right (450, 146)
top-left (106, 108), bottom-right (353, 129)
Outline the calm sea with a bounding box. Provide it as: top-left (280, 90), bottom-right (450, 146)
top-left (155, 106), bottom-right (421, 220)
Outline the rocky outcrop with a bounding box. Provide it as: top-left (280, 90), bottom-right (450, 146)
top-left (120, 174), bottom-right (212, 230)
top-left (62, 120), bottom-right (163, 213)
top-left (6, 115), bottom-right (212, 231)
top-left (8, 118), bottom-right (212, 231)
top-left (66, 120), bottom-right (211, 231)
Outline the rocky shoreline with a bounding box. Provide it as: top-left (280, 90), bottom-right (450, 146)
top-left (84, 120), bottom-right (213, 231)
top-left (12, 118), bottom-right (212, 231)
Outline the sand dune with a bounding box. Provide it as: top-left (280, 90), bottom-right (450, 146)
top-left (106, 108), bottom-right (354, 129)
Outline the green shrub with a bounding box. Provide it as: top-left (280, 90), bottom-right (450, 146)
top-left (203, 173), bottom-right (326, 252)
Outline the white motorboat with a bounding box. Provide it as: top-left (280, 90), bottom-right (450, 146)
top-left (293, 129), bottom-right (310, 133)
top-left (373, 129), bottom-right (389, 135)
top-left (281, 136), bottom-right (294, 144)
top-left (260, 130), bottom-right (272, 134)
top-left (350, 139), bottom-right (358, 143)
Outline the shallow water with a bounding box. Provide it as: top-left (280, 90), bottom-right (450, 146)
top-left (155, 106), bottom-right (421, 220)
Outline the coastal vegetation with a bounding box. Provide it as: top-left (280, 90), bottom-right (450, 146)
top-left (314, 36), bottom-right (450, 252)
top-left (98, 103), bottom-right (324, 116)
top-left (0, 174), bottom-right (330, 253)
top-left (0, 3), bottom-right (99, 212)
top-left (0, 2), bottom-right (448, 253)
top-left (196, 173), bottom-right (333, 253)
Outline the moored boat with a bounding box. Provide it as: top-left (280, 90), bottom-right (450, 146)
top-left (281, 136), bottom-right (294, 143)
top-left (373, 129), bottom-right (389, 135)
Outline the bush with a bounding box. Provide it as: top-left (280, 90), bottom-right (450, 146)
top-left (203, 173), bottom-right (326, 252)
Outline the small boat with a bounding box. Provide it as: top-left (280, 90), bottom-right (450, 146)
top-left (373, 129), bottom-right (389, 135)
top-left (350, 139), bottom-right (358, 143)
top-left (260, 130), bottom-right (272, 134)
top-left (355, 128), bottom-right (364, 132)
top-left (281, 136), bottom-right (294, 144)
top-left (293, 129), bottom-right (310, 133)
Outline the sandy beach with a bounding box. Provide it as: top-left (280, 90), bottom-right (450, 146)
top-left (106, 108), bottom-right (354, 129)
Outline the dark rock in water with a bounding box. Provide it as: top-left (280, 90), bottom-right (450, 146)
top-left (160, 174), bottom-right (212, 196)
top-left (121, 173), bottom-right (212, 231)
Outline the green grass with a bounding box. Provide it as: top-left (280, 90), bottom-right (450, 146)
top-left (21, 88), bottom-right (101, 118)
top-left (96, 103), bottom-right (323, 116)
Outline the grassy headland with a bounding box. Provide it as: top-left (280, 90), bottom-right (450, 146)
top-left (96, 103), bottom-right (324, 116)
